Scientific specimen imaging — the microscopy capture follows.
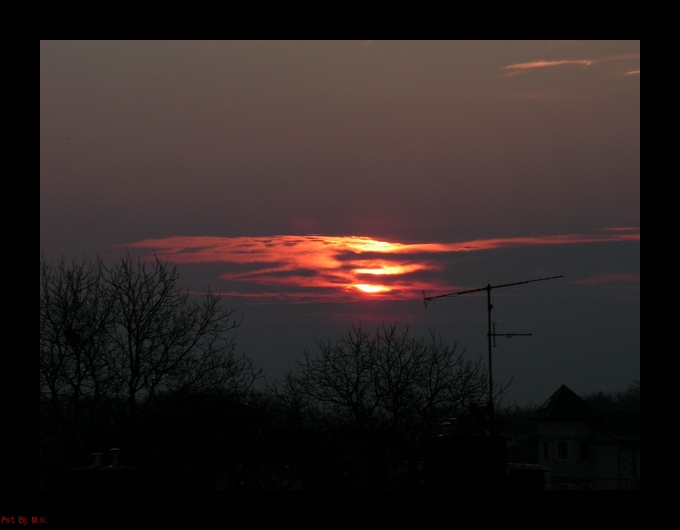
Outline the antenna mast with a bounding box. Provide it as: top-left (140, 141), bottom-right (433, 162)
top-left (491, 322), bottom-right (532, 347)
top-left (423, 275), bottom-right (563, 419)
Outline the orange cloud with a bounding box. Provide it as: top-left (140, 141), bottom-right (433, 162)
top-left (500, 54), bottom-right (639, 76)
top-left (502, 59), bottom-right (595, 72)
top-left (122, 228), bottom-right (639, 302)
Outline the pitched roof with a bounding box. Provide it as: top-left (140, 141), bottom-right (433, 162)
top-left (531, 384), bottom-right (603, 422)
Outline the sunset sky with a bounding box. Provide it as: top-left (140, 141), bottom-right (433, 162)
top-left (40, 40), bottom-right (640, 406)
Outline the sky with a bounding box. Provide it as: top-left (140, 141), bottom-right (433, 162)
top-left (40, 40), bottom-right (640, 407)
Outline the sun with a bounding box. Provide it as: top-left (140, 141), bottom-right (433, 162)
top-left (353, 284), bottom-right (391, 294)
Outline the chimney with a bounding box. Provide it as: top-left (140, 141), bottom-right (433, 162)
top-left (109, 448), bottom-right (120, 467)
top-left (91, 452), bottom-right (103, 467)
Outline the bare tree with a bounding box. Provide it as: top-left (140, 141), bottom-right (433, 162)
top-left (40, 252), bottom-right (260, 467)
top-left (276, 323), bottom-right (490, 435)
top-left (40, 255), bottom-right (114, 464)
top-left (268, 324), bottom-right (496, 488)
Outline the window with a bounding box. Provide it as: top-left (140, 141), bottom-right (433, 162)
top-left (579, 441), bottom-right (590, 460)
top-left (557, 441), bottom-right (569, 460)
top-left (543, 441), bottom-right (550, 460)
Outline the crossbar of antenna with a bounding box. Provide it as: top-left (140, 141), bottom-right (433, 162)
top-left (424, 275), bottom-right (563, 302)
top-left (424, 285), bottom-right (488, 302)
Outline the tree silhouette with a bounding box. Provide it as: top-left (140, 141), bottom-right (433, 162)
top-left (271, 323), bottom-right (494, 488)
top-left (40, 252), bottom-right (261, 481)
top-left (278, 324), bottom-right (489, 431)
top-left (582, 380), bottom-right (640, 411)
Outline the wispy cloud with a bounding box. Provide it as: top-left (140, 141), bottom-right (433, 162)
top-left (572, 273), bottom-right (640, 285)
top-left (501, 53), bottom-right (640, 76)
top-left (121, 228), bottom-right (639, 303)
top-left (571, 272), bottom-right (640, 302)
top-left (502, 59), bottom-right (595, 73)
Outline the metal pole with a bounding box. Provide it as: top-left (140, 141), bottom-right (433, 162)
top-left (487, 285), bottom-right (493, 417)
top-left (423, 275), bottom-right (563, 424)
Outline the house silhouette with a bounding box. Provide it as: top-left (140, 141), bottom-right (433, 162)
top-left (531, 384), bottom-right (640, 490)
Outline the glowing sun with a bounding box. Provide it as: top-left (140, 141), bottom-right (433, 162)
top-left (353, 284), bottom-right (391, 294)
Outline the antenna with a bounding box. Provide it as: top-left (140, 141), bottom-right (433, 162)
top-left (491, 321), bottom-right (532, 348)
top-left (424, 275), bottom-right (563, 419)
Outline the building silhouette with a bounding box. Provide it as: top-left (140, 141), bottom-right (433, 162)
top-left (531, 384), bottom-right (640, 490)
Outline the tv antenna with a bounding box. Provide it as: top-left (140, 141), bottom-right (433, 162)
top-left (422, 275), bottom-right (563, 418)
top-left (491, 322), bottom-right (532, 347)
